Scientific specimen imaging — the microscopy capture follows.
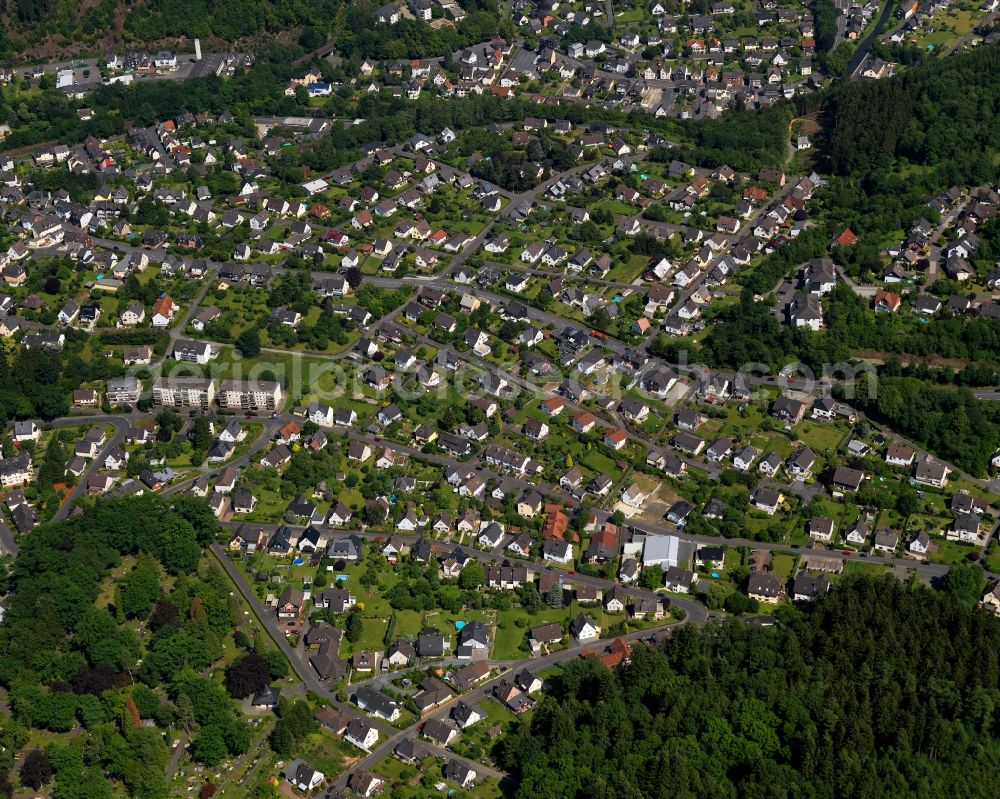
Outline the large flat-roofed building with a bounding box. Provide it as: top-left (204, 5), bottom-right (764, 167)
top-left (217, 379), bottom-right (282, 412)
top-left (152, 377), bottom-right (215, 409)
top-left (642, 534), bottom-right (680, 569)
top-left (106, 375), bottom-right (142, 404)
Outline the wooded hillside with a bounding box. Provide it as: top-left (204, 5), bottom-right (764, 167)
top-left (826, 44), bottom-right (1000, 184)
top-left (498, 577), bottom-right (1000, 799)
top-left (0, 496), bottom-right (256, 799)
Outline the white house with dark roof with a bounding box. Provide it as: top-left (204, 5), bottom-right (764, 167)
top-left (283, 760), bottom-right (324, 792)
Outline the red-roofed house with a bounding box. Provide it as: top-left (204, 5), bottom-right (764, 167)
top-left (542, 503), bottom-right (574, 540)
top-left (151, 294), bottom-right (178, 327)
top-left (603, 428), bottom-right (628, 450)
top-left (873, 290), bottom-right (902, 313)
top-left (571, 411), bottom-right (598, 433)
top-left (830, 228), bottom-right (857, 249)
top-left (541, 397), bottom-right (566, 416)
top-left (582, 638), bottom-right (633, 668)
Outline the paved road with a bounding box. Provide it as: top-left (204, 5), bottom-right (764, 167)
top-left (165, 732), bottom-right (189, 779)
top-left (210, 542), bottom-right (397, 736)
top-left (49, 414), bottom-right (134, 523)
top-left (830, 0), bottom-right (849, 53)
top-left (0, 511), bottom-right (19, 556)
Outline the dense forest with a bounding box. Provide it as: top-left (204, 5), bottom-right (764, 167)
top-left (1, 0), bottom-right (339, 54)
top-left (0, 496), bottom-right (259, 799)
top-left (825, 44), bottom-right (1000, 184)
top-left (1, 0), bottom-right (504, 59)
top-left (812, 0), bottom-right (838, 52)
top-left (497, 576), bottom-right (1000, 799)
top-left (673, 105), bottom-right (790, 173)
top-left (0, 346), bottom-right (72, 421)
top-left (123, 0), bottom-right (340, 41)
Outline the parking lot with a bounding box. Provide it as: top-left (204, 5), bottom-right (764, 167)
top-left (770, 277), bottom-right (795, 321)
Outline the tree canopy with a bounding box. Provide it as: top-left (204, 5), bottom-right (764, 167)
top-left (826, 44), bottom-right (1000, 185)
top-left (498, 576), bottom-right (1000, 799)
top-left (0, 497), bottom-right (257, 797)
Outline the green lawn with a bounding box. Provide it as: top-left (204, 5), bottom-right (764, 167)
top-left (208, 346), bottom-right (345, 406)
top-left (450, 696), bottom-right (518, 764)
top-left (294, 729), bottom-right (354, 778)
top-left (842, 560), bottom-right (892, 578)
top-left (345, 617), bottom-right (390, 658)
top-left (927, 538), bottom-right (979, 566)
top-left (793, 421), bottom-right (849, 453)
top-left (750, 432), bottom-right (796, 460)
top-left (720, 548), bottom-right (740, 577)
top-left (240, 486), bottom-right (290, 523)
top-left (579, 449), bottom-right (622, 478)
top-left (770, 553), bottom-right (797, 578)
top-left (604, 255), bottom-right (648, 283)
top-left (592, 198), bottom-right (639, 216)
top-left (493, 606), bottom-right (563, 660)
top-left (809, 497), bottom-right (843, 521)
top-left (392, 609), bottom-right (426, 638)
top-left (371, 755), bottom-right (504, 799)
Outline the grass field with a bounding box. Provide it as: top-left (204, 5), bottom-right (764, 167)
top-left (793, 421), bottom-right (849, 453)
top-left (450, 696), bottom-right (518, 764)
top-left (842, 560), bottom-right (892, 578)
top-left (295, 729), bottom-right (356, 777)
top-left (927, 537), bottom-right (979, 566)
top-left (770, 552), bottom-right (798, 578)
top-left (985, 543), bottom-right (1000, 572)
top-left (604, 254), bottom-right (649, 283)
